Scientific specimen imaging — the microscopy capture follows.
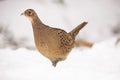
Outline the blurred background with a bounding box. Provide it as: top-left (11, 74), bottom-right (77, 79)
top-left (0, 0), bottom-right (120, 49)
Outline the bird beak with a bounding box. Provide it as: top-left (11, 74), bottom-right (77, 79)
top-left (21, 13), bottom-right (24, 16)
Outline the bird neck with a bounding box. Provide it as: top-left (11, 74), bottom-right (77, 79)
top-left (31, 16), bottom-right (45, 29)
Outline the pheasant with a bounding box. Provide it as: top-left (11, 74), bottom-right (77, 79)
top-left (21, 9), bottom-right (88, 67)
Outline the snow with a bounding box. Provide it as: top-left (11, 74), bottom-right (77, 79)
top-left (0, 38), bottom-right (120, 80)
top-left (0, 0), bottom-right (120, 80)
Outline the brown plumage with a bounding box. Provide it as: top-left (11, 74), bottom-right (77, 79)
top-left (21, 9), bottom-right (88, 67)
top-left (75, 40), bottom-right (93, 48)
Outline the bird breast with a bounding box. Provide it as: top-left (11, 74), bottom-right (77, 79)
top-left (33, 27), bottom-right (74, 60)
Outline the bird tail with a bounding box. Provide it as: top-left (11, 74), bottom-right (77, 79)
top-left (75, 40), bottom-right (93, 48)
top-left (69, 22), bottom-right (88, 40)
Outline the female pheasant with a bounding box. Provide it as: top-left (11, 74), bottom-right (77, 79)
top-left (21, 9), bottom-right (88, 67)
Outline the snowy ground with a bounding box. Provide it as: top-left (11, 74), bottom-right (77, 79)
top-left (0, 38), bottom-right (120, 80)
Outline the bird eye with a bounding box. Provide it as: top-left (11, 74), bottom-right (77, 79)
top-left (28, 11), bottom-right (33, 16)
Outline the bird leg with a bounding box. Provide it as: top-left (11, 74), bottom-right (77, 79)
top-left (52, 58), bottom-right (62, 67)
top-left (52, 61), bottom-right (58, 67)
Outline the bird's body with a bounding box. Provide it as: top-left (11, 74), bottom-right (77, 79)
top-left (22, 9), bottom-right (88, 67)
top-left (33, 25), bottom-right (74, 66)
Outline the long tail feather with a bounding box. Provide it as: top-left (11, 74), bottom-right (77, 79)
top-left (75, 40), bottom-right (93, 48)
top-left (69, 22), bottom-right (88, 40)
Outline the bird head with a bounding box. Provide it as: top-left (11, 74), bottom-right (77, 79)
top-left (21, 9), bottom-right (37, 22)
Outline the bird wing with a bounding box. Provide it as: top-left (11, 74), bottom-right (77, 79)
top-left (55, 29), bottom-right (74, 52)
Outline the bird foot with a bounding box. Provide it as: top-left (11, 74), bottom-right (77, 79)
top-left (52, 61), bottom-right (58, 67)
top-left (52, 58), bottom-right (62, 67)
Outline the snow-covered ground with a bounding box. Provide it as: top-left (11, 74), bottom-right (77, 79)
top-left (0, 38), bottom-right (120, 80)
